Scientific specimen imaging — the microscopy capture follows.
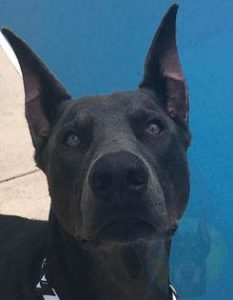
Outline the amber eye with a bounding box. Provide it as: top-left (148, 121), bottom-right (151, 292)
top-left (65, 133), bottom-right (81, 147)
top-left (145, 121), bottom-right (162, 135)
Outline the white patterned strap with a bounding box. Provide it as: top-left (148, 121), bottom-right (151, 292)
top-left (36, 279), bottom-right (178, 300)
top-left (169, 284), bottom-right (179, 300)
top-left (36, 258), bottom-right (60, 300)
top-left (36, 274), bottom-right (60, 299)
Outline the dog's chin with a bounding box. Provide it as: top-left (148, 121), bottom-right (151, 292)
top-left (96, 217), bottom-right (157, 242)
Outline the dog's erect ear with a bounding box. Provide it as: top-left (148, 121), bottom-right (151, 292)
top-left (1, 28), bottom-right (71, 149)
top-left (139, 4), bottom-right (189, 126)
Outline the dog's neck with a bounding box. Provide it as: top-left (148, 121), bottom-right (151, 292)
top-left (47, 213), bottom-right (172, 300)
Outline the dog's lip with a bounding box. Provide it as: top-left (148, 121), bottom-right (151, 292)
top-left (95, 216), bottom-right (157, 241)
top-left (98, 215), bottom-right (156, 232)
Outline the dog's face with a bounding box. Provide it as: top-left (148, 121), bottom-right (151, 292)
top-left (44, 89), bottom-right (190, 242)
top-left (2, 4), bottom-right (190, 243)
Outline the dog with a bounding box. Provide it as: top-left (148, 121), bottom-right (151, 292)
top-left (0, 4), bottom-right (191, 300)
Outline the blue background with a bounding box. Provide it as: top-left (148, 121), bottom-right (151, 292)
top-left (1, 0), bottom-right (232, 298)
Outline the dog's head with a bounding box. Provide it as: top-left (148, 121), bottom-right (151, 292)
top-left (2, 4), bottom-right (191, 243)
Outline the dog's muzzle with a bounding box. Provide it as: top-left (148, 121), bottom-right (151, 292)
top-left (79, 150), bottom-right (168, 241)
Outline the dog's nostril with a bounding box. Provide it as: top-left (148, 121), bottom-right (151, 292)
top-left (127, 169), bottom-right (147, 189)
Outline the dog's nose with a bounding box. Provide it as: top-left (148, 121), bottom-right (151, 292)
top-left (88, 151), bottom-right (149, 200)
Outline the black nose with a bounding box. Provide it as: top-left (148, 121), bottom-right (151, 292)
top-left (88, 151), bottom-right (149, 200)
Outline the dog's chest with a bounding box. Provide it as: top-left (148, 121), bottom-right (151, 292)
top-left (35, 257), bottom-right (179, 300)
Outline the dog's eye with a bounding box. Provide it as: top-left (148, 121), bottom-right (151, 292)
top-left (65, 133), bottom-right (81, 147)
top-left (145, 121), bottom-right (161, 135)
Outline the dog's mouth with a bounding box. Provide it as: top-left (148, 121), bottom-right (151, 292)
top-left (96, 217), bottom-right (157, 242)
